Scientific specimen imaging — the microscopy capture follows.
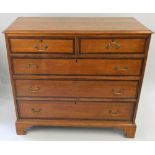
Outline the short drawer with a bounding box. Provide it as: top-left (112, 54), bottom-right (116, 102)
top-left (80, 38), bottom-right (145, 53)
top-left (10, 38), bottom-right (74, 53)
top-left (15, 80), bottom-right (138, 98)
top-left (13, 59), bottom-right (142, 76)
top-left (18, 100), bottom-right (134, 121)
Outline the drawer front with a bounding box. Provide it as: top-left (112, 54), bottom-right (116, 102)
top-left (80, 39), bottom-right (145, 53)
top-left (15, 80), bottom-right (138, 98)
top-left (13, 59), bottom-right (142, 76)
top-left (10, 38), bottom-right (74, 53)
top-left (18, 100), bottom-right (134, 121)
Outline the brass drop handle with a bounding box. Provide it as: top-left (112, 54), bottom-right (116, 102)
top-left (115, 66), bottom-right (128, 71)
top-left (29, 86), bottom-right (40, 93)
top-left (34, 40), bottom-right (48, 52)
top-left (25, 64), bottom-right (39, 69)
top-left (112, 88), bottom-right (124, 95)
top-left (108, 110), bottom-right (120, 116)
top-left (106, 43), bottom-right (112, 49)
top-left (31, 108), bottom-right (42, 113)
top-left (106, 40), bottom-right (121, 49)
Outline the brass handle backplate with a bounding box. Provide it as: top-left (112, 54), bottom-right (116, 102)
top-left (31, 108), bottom-right (42, 113)
top-left (115, 66), bottom-right (128, 71)
top-left (108, 110), bottom-right (120, 116)
top-left (29, 86), bottom-right (40, 93)
top-left (112, 88), bottom-right (124, 95)
top-left (34, 40), bottom-right (48, 52)
top-left (106, 40), bottom-right (121, 49)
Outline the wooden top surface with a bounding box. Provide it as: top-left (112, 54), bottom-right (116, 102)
top-left (4, 17), bottom-right (152, 34)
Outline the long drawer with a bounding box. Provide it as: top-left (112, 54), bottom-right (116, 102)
top-left (18, 100), bottom-right (134, 120)
top-left (13, 59), bottom-right (142, 76)
top-left (15, 80), bottom-right (138, 98)
top-left (80, 38), bottom-right (145, 53)
top-left (10, 38), bottom-right (74, 53)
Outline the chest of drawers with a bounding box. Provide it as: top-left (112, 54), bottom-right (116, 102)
top-left (4, 17), bottom-right (152, 138)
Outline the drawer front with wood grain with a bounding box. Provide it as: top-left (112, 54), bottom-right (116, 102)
top-left (15, 80), bottom-right (138, 98)
top-left (18, 100), bottom-right (134, 120)
top-left (10, 38), bottom-right (74, 53)
top-left (80, 38), bottom-right (145, 53)
top-left (13, 59), bottom-right (142, 76)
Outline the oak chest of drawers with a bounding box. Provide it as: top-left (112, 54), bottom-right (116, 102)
top-left (4, 17), bottom-right (152, 137)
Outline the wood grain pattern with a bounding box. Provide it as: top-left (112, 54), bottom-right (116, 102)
top-left (18, 100), bottom-right (134, 120)
top-left (15, 80), bottom-right (138, 98)
top-left (4, 17), bottom-right (152, 34)
top-left (13, 59), bottom-right (142, 76)
top-left (80, 38), bottom-right (145, 53)
top-left (10, 38), bottom-right (74, 53)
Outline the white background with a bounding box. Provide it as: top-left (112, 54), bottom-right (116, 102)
top-left (0, 13), bottom-right (155, 141)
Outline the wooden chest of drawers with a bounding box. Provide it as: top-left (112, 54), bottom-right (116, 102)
top-left (4, 17), bottom-right (152, 138)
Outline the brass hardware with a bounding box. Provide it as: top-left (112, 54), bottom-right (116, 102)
top-left (29, 86), bottom-right (40, 93)
top-left (34, 39), bottom-right (48, 52)
top-left (106, 43), bottom-right (112, 49)
top-left (106, 40), bottom-right (121, 49)
top-left (31, 108), bottom-right (42, 113)
top-left (25, 64), bottom-right (39, 69)
top-left (115, 66), bottom-right (128, 71)
top-left (112, 88), bottom-right (124, 95)
top-left (108, 110), bottom-right (120, 116)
